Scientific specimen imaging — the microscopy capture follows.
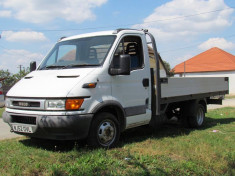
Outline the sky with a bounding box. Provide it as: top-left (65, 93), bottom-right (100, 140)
top-left (0, 0), bottom-right (235, 73)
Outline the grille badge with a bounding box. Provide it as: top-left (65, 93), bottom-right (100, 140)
top-left (18, 102), bottom-right (30, 107)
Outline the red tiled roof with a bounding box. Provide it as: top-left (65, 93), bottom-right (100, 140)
top-left (173, 47), bottom-right (235, 73)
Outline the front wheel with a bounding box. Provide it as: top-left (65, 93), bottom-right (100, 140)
top-left (87, 112), bottom-right (120, 148)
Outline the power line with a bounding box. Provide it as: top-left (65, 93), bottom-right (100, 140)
top-left (160, 34), bottom-right (235, 54)
top-left (0, 6), bottom-right (234, 62)
top-left (1, 32), bottom-right (235, 59)
top-left (143, 7), bottom-right (234, 24)
top-left (0, 7), bottom-right (234, 32)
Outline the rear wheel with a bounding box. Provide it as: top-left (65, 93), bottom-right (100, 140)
top-left (87, 112), bottom-right (120, 148)
top-left (189, 104), bottom-right (205, 128)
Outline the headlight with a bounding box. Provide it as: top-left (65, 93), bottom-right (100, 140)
top-left (45, 100), bottom-right (66, 110)
top-left (45, 99), bottom-right (84, 110)
top-left (5, 98), bottom-right (11, 108)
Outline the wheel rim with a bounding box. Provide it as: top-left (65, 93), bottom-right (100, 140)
top-left (196, 107), bottom-right (204, 126)
top-left (97, 120), bottom-right (116, 146)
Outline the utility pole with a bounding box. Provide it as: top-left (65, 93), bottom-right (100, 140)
top-left (18, 65), bottom-right (23, 76)
top-left (18, 65), bottom-right (22, 73)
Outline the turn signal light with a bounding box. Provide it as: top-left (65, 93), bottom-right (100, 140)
top-left (82, 83), bottom-right (97, 88)
top-left (65, 99), bottom-right (84, 110)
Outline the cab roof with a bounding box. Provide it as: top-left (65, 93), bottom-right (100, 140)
top-left (60, 29), bottom-right (146, 42)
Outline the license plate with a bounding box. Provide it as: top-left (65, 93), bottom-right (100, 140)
top-left (12, 125), bottom-right (33, 133)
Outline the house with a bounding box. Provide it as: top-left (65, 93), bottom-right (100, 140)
top-left (148, 46), bottom-right (167, 77)
top-left (173, 47), bottom-right (235, 94)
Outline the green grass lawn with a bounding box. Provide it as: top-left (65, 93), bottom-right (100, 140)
top-left (225, 94), bottom-right (235, 99)
top-left (0, 108), bottom-right (4, 118)
top-left (0, 107), bottom-right (234, 176)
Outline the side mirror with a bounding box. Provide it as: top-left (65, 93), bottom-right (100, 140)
top-left (30, 61), bottom-right (36, 72)
top-left (109, 54), bottom-right (131, 76)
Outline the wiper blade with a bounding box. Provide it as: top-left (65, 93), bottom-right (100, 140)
top-left (63, 64), bottom-right (100, 69)
top-left (41, 65), bottom-right (65, 70)
top-left (40, 64), bottom-right (100, 70)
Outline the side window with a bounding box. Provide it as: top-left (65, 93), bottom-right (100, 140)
top-left (114, 36), bottom-right (144, 70)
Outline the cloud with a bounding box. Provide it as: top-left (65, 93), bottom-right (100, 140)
top-left (0, 49), bottom-right (44, 73)
top-left (0, 0), bottom-right (107, 23)
top-left (112, 11), bottom-right (120, 17)
top-left (198, 38), bottom-right (235, 50)
top-left (0, 10), bottom-right (11, 17)
top-left (134, 0), bottom-right (234, 41)
top-left (2, 31), bottom-right (47, 42)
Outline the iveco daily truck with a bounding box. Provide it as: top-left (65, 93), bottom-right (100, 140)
top-left (3, 29), bottom-right (229, 148)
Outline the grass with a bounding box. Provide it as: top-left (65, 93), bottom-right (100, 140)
top-left (0, 107), bottom-right (234, 176)
top-left (0, 107), bottom-right (4, 118)
top-left (225, 94), bottom-right (235, 99)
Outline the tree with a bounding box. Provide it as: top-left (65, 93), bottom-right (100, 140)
top-left (158, 53), bottom-right (174, 77)
top-left (13, 68), bottom-right (30, 82)
top-left (163, 60), bottom-right (175, 77)
top-left (0, 69), bottom-right (15, 87)
top-left (0, 68), bottom-right (30, 87)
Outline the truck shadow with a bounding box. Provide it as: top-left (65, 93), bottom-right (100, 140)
top-left (118, 116), bottom-right (235, 146)
top-left (19, 138), bottom-right (88, 152)
top-left (19, 116), bottom-right (235, 152)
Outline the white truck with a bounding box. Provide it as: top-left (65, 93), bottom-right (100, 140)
top-left (3, 29), bottom-right (229, 148)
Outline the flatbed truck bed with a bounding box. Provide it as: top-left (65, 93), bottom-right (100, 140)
top-left (160, 77), bottom-right (228, 104)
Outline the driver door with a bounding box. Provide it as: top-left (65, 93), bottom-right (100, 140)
top-left (111, 35), bottom-right (151, 129)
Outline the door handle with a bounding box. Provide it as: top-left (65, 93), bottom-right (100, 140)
top-left (142, 78), bottom-right (149, 87)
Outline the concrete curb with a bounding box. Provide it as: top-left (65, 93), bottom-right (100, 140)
top-left (0, 119), bottom-right (21, 140)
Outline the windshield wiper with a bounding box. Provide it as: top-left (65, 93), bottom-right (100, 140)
top-left (62, 64), bottom-right (100, 69)
top-left (40, 64), bottom-right (100, 70)
top-left (41, 65), bottom-right (66, 70)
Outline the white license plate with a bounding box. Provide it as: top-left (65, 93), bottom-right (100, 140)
top-left (12, 125), bottom-right (33, 133)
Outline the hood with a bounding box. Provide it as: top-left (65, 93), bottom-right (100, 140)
top-left (7, 68), bottom-right (96, 98)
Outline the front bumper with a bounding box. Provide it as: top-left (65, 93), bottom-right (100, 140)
top-left (3, 111), bottom-right (93, 140)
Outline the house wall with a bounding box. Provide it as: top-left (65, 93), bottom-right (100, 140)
top-left (175, 71), bottom-right (235, 94)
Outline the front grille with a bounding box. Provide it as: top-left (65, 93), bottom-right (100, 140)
top-left (12, 101), bottom-right (40, 108)
top-left (12, 115), bottom-right (36, 125)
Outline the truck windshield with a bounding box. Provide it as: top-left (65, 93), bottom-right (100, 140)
top-left (39, 35), bottom-right (116, 70)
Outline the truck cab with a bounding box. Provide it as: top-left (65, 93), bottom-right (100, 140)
top-left (3, 29), bottom-right (156, 147)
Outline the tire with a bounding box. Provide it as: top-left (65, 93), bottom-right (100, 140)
top-left (87, 112), bottom-right (120, 148)
top-left (188, 104), bottom-right (205, 128)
